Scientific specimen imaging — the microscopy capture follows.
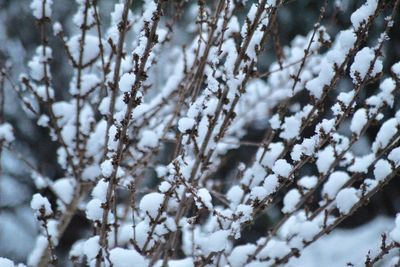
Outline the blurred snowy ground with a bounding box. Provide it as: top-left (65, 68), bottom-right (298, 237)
top-left (0, 150), bottom-right (37, 262)
top-left (290, 217), bottom-right (396, 266)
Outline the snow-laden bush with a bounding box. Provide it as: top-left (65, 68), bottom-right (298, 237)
top-left (1, 0), bottom-right (400, 266)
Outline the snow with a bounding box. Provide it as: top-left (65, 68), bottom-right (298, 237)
top-left (336, 187), bottom-right (359, 214)
top-left (0, 123), bottom-right (15, 143)
top-left (294, 138), bottom-right (317, 161)
top-left (30, 0), bottom-right (53, 19)
top-left (246, 4), bottom-right (258, 23)
top-left (52, 178), bottom-right (75, 204)
top-left (92, 179), bottom-right (109, 202)
top-left (306, 69), bottom-right (329, 99)
top-left (0, 258), bottom-right (14, 267)
top-left (243, 165), bottom-right (264, 189)
top-left (110, 247), bottom-right (147, 267)
top-left (82, 165), bottom-right (101, 182)
top-left (69, 240), bottom-right (84, 260)
top-left (392, 62), bottom-right (400, 79)
top-left (348, 153), bottom-right (375, 173)
top-left (53, 21), bottom-right (62, 35)
top-left (363, 178), bottom-right (378, 193)
top-left (280, 116), bottom-right (301, 140)
top-left (337, 91), bottom-right (355, 107)
top-left (133, 221), bottom-right (152, 249)
top-left (338, 30), bottom-right (357, 51)
top-left (116, 224), bottom-right (133, 246)
top-left (272, 159), bottom-right (292, 178)
top-left (235, 204), bottom-right (253, 223)
top-left (30, 172), bottom-right (48, 190)
top-left (373, 159), bottom-right (392, 182)
top-left (52, 101), bottom-right (74, 125)
top-left (37, 115), bottom-right (49, 128)
top-left (155, 165), bottom-right (168, 178)
top-left (316, 146), bottom-right (335, 174)
top-left (389, 214), bottom-right (400, 243)
top-left (83, 236), bottom-right (100, 260)
top-left (259, 142), bottom-right (284, 168)
top-left (47, 219), bottom-right (59, 244)
top-left (263, 174), bottom-right (279, 195)
top-left (138, 130), bottom-right (159, 150)
top-left (238, 162), bottom-right (246, 171)
top-left (28, 56), bottom-right (46, 81)
top-left (178, 117), bottom-right (195, 133)
top-left (322, 171), bottom-right (350, 199)
top-left (298, 175), bottom-right (318, 190)
top-left (197, 188), bottom-right (213, 210)
top-left (204, 98), bottom-right (218, 115)
top-left (350, 108), bottom-right (367, 136)
top-left (350, 47), bottom-right (382, 83)
top-left (73, 3), bottom-right (95, 27)
top-left (119, 73), bottom-right (136, 92)
top-left (331, 104), bottom-right (341, 116)
top-left (389, 257), bottom-right (400, 267)
top-left (139, 192), bottom-right (164, 218)
top-left (388, 147), bottom-right (400, 167)
top-left (70, 74), bottom-right (100, 96)
top-left (198, 230), bottom-right (230, 254)
top-left (86, 198), bottom-right (103, 221)
top-left (165, 258), bottom-right (194, 267)
top-left (299, 221), bottom-right (320, 242)
top-left (259, 239), bottom-right (291, 260)
top-left (227, 185), bottom-right (244, 209)
top-left (350, 0), bottom-right (378, 30)
top-left (143, 1), bottom-right (157, 22)
top-left (250, 186), bottom-right (268, 201)
top-left (379, 78), bottom-right (396, 106)
top-left (228, 244), bottom-right (256, 267)
top-left (67, 35), bottom-right (100, 66)
top-left (269, 114), bottom-right (281, 130)
top-left (111, 3), bottom-right (132, 26)
top-left (223, 40), bottom-right (239, 76)
top-left (27, 236), bottom-right (48, 266)
top-left (247, 26), bottom-right (264, 59)
top-left (317, 119), bottom-right (336, 134)
top-left (30, 193), bottom-right (52, 216)
top-left (99, 97), bottom-right (111, 116)
top-left (372, 118), bottom-right (398, 153)
top-left (282, 189), bottom-right (301, 213)
top-left (158, 182), bottom-right (172, 194)
top-left (100, 159), bottom-right (114, 178)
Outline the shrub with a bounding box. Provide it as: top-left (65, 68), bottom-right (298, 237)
top-left (1, 0), bottom-right (400, 266)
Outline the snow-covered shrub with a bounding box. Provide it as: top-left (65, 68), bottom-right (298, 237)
top-left (1, 0), bottom-right (400, 266)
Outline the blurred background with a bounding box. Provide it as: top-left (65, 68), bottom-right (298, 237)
top-left (0, 0), bottom-right (399, 265)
